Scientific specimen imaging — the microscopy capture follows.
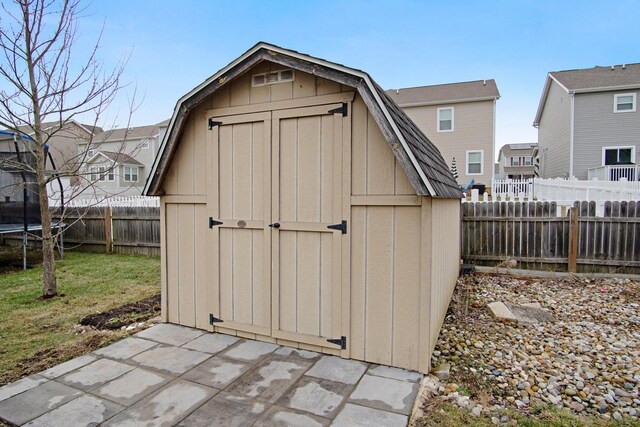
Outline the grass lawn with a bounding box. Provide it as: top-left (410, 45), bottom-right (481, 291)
top-left (0, 252), bottom-right (160, 386)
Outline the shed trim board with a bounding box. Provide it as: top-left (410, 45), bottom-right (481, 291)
top-left (153, 43), bottom-right (462, 373)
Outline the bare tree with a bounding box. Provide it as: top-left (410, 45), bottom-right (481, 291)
top-left (0, 0), bottom-right (130, 297)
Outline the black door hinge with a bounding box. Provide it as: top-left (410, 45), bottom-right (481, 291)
top-left (209, 314), bottom-right (223, 324)
top-left (208, 118), bottom-right (222, 130)
top-left (327, 220), bottom-right (347, 234)
top-left (328, 103), bottom-right (348, 117)
top-left (209, 217), bottom-right (223, 228)
top-left (327, 336), bottom-right (347, 350)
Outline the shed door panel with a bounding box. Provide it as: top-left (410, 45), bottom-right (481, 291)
top-left (271, 105), bottom-right (346, 348)
top-left (209, 112), bottom-right (271, 335)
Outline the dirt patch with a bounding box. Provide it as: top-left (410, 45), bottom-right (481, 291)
top-left (1, 331), bottom-right (122, 386)
top-left (79, 294), bottom-right (160, 330)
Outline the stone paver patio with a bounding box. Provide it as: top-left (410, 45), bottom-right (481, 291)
top-left (0, 324), bottom-right (422, 426)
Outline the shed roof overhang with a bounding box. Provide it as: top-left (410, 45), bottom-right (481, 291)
top-left (144, 42), bottom-right (462, 198)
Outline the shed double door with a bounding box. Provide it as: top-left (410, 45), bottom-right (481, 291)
top-left (208, 103), bottom-right (350, 351)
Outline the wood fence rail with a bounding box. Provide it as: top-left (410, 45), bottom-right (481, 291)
top-left (462, 200), bottom-right (640, 274)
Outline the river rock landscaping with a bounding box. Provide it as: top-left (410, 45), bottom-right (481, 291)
top-left (417, 272), bottom-right (639, 424)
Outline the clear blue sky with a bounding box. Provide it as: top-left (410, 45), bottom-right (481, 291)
top-left (81, 0), bottom-right (640, 159)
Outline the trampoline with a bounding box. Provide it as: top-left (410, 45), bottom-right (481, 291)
top-left (0, 129), bottom-right (66, 269)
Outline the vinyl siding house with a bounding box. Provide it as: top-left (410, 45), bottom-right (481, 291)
top-left (534, 63), bottom-right (640, 180)
top-left (496, 143), bottom-right (537, 179)
top-left (0, 121), bottom-right (100, 204)
top-left (79, 122), bottom-right (165, 197)
top-left (386, 80), bottom-right (500, 188)
top-left (0, 120), bottom-right (100, 176)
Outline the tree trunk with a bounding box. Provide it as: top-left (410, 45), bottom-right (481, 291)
top-left (36, 146), bottom-right (57, 298)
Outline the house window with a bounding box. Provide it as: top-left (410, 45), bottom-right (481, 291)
top-left (437, 107), bottom-right (454, 132)
top-left (90, 166), bottom-right (98, 181)
top-left (140, 139), bottom-right (150, 149)
top-left (98, 166), bottom-right (115, 182)
top-left (614, 93), bottom-right (636, 113)
top-left (466, 150), bottom-right (483, 175)
top-left (87, 148), bottom-right (95, 158)
top-left (124, 166), bottom-right (139, 182)
top-left (603, 146), bottom-right (634, 166)
top-left (510, 157), bottom-right (520, 166)
top-left (524, 156), bottom-right (533, 166)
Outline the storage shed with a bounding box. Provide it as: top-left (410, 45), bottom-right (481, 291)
top-left (144, 43), bottom-right (462, 373)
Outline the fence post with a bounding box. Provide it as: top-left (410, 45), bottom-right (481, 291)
top-left (568, 205), bottom-right (578, 273)
top-left (104, 206), bottom-right (113, 254)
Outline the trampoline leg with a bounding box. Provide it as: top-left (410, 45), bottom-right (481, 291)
top-left (23, 232), bottom-right (27, 270)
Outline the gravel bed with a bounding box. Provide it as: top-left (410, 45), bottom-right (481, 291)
top-left (429, 273), bottom-right (640, 422)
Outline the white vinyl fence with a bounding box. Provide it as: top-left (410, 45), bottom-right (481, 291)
top-left (487, 178), bottom-right (640, 216)
top-left (51, 195), bottom-right (160, 208)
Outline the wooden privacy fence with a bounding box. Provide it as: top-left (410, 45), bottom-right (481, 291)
top-left (462, 200), bottom-right (640, 274)
top-left (52, 206), bottom-right (160, 256)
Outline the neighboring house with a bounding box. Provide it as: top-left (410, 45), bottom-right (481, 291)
top-left (386, 80), bottom-right (500, 188)
top-left (534, 63), bottom-right (640, 180)
top-left (0, 121), bottom-right (99, 204)
top-left (79, 121), bottom-right (165, 197)
top-left (0, 120), bottom-right (99, 176)
top-left (496, 143), bottom-right (537, 179)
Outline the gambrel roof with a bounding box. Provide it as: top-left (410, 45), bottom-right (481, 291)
top-left (144, 42), bottom-right (462, 198)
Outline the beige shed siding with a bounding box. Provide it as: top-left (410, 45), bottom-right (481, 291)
top-left (401, 100), bottom-right (495, 186)
top-left (163, 202), bottom-right (212, 329)
top-left (350, 205), bottom-right (422, 369)
top-left (351, 96), bottom-right (414, 195)
top-left (538, 81), bottom-right (571, 178)
top-left (428, 198), bottom-right (461, 353)
top-left (573, 90), bottom-right (640, 180)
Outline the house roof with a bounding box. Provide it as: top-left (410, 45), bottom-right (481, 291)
top-left (88, 151), bottom-right (143, 166)
top-left (144, 42), bottom-right (462, 198)
top-left (534, 63), bottom-right (640, 126)
top-left (550, 63), bottom-right (640, 92)
top-left (497, 143), bottom-right (537, 161)
top-left (93, 124), bottom-right (159, 143)
top-left (385, 80), bottom-right (500, 106)
top-left (0, 120), bottom-right (101, 140)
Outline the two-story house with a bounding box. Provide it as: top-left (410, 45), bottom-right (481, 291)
top-left (386, 80), bottom-right (500, 189)
top-left (534, 63), bottom-right (640, 180)
top-left (496, 143), bottom-right (537, 179)
top-left (0, 121), bottom-right (101, 204)
top-left (79, 121), bottom-right (165, 197)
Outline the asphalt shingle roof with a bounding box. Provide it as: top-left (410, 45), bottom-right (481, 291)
top-left (94, 124), bottom-right (159, 143)
top-left (385, 80), bottom-right (500, 105)
top-left (550, 63), bottom-right (640, 91)
top-left (99, 151), bottom-right (143, 166)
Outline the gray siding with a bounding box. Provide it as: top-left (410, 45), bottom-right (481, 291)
top-left (573, 90), bottom-right (640, 179)
top-left (538, 81), bottom-right (571, 178)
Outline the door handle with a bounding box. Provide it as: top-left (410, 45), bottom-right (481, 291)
top-left (269, 223), bottom-right (280, 228)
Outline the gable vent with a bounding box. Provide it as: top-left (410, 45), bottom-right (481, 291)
top-left (252, 69), bottom-right (295, 87)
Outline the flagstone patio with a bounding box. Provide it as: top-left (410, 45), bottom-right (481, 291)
top-left (0, 323), bottom-right (422, 426)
